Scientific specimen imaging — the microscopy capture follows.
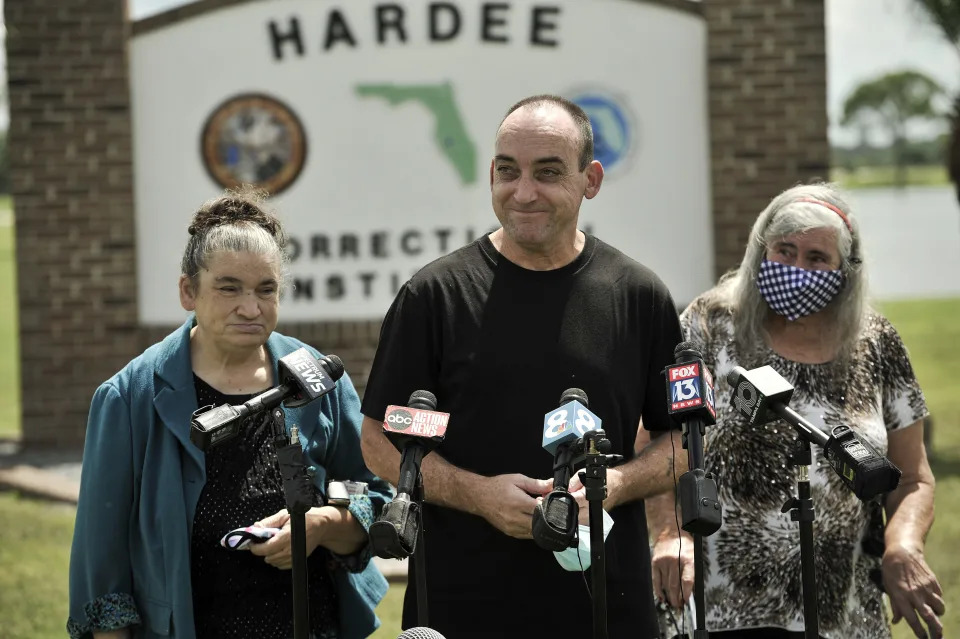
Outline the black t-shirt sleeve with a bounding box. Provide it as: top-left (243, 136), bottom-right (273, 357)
top-left (360, 281), bottom-right (440, 421)
top-left (640, 279), bottom-right (684, 432)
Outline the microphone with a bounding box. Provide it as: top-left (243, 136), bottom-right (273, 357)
top-left (541, 388), bottom-right (601, 456)
top-left (666, 341), bottom-right (717, 426)
top-left (665, 341), bottom-right (722, 535)
top-left (369, 391), bottom-right (449, 559)
top-left (532, 388), bottom-right (602, 552)
top-left (397, 628), bottom-right (446, 638)
top-left (727, 365), bottom-right (901, 500)
top-left (190, 348), bottom-right (344, 451)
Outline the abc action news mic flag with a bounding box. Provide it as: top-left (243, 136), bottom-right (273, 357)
top-left (369, 391), bottom-right (449, 559)
top-left (381, 392), bottom-right (450, 466)
top-left (190, 348), bottom-right (343, 451)
top-left (726, 365), bottom-right (901, 501)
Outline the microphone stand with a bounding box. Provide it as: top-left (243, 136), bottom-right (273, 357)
top-left (272, 408), bottom-right (313, 639)
top-left (770, 403), bottom-right (829, 639)
top-left (581, 429), bottom-right (621, 639)
top-left (368, 443), bottom-right (433, 627)
top-left (771, 400), bottom-right (899, 638)
top-left (370, 445), bottom-right (431, 626)
top-left (393, 443), bottom-right (431, 627)
top-left (781, 437), bottom-right (820, 639)
top-left (413, 471), bottom-right (429, 627)
top-left (677, 414), bottom-right (721, 639)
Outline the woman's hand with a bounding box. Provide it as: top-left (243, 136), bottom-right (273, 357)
top-left (249, 506), bottom-right (368, 568)
top-left (882, 543), bottom-right (945, 639)
top-left (882, 422), bottom-right (943, 638)
top-left (248, 509), bottom-right (317, 570)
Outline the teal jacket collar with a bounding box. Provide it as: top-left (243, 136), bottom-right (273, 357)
top-left (152, 317), bottom-right (205, 487)
top-left (151, 316), bottom-right (298, 490)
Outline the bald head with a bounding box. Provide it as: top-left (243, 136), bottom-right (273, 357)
top-left (498, 95), bottom-right (594, 171)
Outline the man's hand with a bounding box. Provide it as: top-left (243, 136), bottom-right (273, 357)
top-left (566, 467), bottom-right (625, 525)
top-left (475, 474), bottom-right (552, 539)
top-left (651, 533), bottom-right (694, 610)
top-left (882, 543), bottom-right (945, 639)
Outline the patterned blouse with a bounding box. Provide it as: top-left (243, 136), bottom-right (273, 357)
top-left (671, 297), bottom-right (927, 639)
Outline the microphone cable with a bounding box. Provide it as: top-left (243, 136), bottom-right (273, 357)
top-left (668, 424), bottom-right (686, 639)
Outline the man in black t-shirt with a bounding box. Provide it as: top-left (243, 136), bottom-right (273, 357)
top-left (360, 95), bottom-right (685, 639)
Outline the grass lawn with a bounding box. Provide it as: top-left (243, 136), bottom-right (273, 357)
top-left (0, 494), bottom-right (76, 638)
top-left (370, 585), bottom-right (406, 639)
top-left (831, 164), bottom-right (950, 189)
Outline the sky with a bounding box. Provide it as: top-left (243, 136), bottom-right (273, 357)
top-left (0, 0), bottom-right (958, 144)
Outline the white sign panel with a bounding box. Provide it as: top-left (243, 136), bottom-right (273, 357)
top-left (130, 0), bottom-right (712, 323)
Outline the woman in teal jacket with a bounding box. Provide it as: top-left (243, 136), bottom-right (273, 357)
top-left (68, 189), bottom-right (391, 639)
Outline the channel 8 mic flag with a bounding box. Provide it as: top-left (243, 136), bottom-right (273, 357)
top-left (542, 395), bottom-right (602, 456)
top-left (666, 361), bottom-right (716, 421)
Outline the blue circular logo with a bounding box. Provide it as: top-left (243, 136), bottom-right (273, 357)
top-left (571, 93), bottom-right (633, 171)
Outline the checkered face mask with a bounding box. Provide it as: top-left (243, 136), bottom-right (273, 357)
top-left (756, 259), bottom-right (844, 321)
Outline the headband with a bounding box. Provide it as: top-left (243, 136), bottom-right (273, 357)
top-left (795, 198), bottom-right (853, 234)
top-left (792, 197), bottom-right (861, 265)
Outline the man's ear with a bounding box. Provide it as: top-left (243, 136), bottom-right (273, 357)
top-left (584, 160), bottom-right (604, 200)
top-left (179, 274), bottom-right (197, 311)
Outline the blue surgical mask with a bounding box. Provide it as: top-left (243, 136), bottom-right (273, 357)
top-left (756, 259), bottom-right (844, 321)
top-left (553, 509), bottom-right (614, 571)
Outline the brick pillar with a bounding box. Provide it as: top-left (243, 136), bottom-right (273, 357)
top-left (705, 0), bottom-right (830, 275)
top-left (5, 0), bottom-right (139, 447)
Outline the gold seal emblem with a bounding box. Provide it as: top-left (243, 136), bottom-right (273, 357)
top-left (200, 93), bottom-right (307, 195)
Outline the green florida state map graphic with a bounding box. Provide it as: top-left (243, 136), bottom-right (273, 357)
top-left (356, 82), bottom-right (477, 185)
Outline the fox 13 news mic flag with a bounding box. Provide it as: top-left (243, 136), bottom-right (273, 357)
top-left (726, 365), bottom-right (901, 500)
top-left (369, 391), bottom-right (449, 559)
top-left (532, 388), bottom-right (602, 552)
top-left (190, 348), bottom-right (344, 450)
top-left (666, 350), bottom-right (717, 423)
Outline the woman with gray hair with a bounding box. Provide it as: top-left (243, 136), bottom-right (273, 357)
top-left (648, 183), bottom-right (942, 639)
top-left (67, 187), bottom-right (391, 639)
